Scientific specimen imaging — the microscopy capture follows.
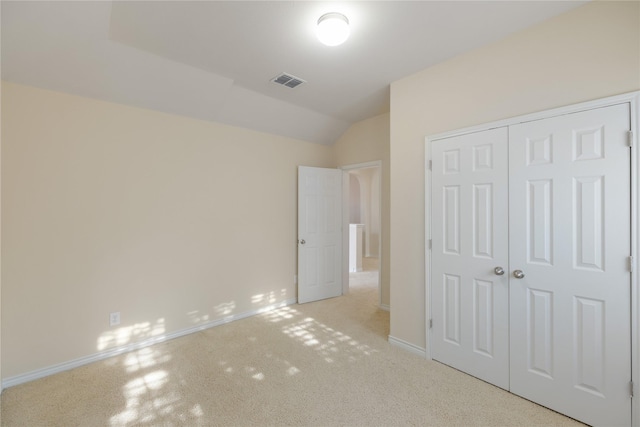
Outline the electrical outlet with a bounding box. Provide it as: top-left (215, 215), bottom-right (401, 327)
top-left (109, 311), bottom-right (120, 327)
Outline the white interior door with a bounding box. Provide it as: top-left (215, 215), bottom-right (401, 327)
top-left (298, 166), bottom-right (343, 304)
top-left (509, 104), bottom-right (631, 426)
top-left (429, 102), bottom-right (632, 426)
top-left (431, 127), bottom-right (510, 389)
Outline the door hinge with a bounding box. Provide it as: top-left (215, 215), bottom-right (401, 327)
top-left (428, 239), bottom-right (432, 249)
top-left (630, 256), bottom-right (634, 272)
top-left (629, 131), bottom-right (634, 148)
top-left (630, 381), bottom-right (634, 398)
top-left (429, 319), bottom-right (433, 329)
top-left (428, 160), bottom-right (432, 170)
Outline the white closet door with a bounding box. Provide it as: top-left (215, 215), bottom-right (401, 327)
top-left (431, 127), bottom-right (510, 389)
top-left (508, 104), bottom-right (631, 426)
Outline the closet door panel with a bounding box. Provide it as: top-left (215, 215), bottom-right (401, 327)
top-left (431, 127), bottom-right (509, 389)
top-left (509, 103), bottom-right (631, 427)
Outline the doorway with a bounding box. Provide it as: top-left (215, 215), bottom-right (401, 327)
top-left (341, 162), bottom-right (382, 307)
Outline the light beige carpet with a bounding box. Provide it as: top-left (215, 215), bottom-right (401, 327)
top-left (1, 259), bottom-right (582, 426)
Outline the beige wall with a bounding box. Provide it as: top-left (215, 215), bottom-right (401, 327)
top-left (389, 1), bottom-right (640, 349)
top-left (0, 78), bottom-right (2, 402)
top-left (1, 82), bottom-right (334, 379)
top-left (334, 113), bottom-right (390, 307)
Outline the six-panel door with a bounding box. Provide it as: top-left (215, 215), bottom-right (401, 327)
top-left (509, 104), bottom-right (631, 426)
top-left (431, 127), bottom-right (510, 390)
top-left (431, 103), bottom-right (632, 427)
top-left (298, 166), bottom-right (343, 304)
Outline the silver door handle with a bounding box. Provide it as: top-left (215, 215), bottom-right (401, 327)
top-left (299, 239), bottom-right (306, 245)
top-left (513, 270), bottom-right (525, 279)
top-left (494, 267), bottom-right (505, 276)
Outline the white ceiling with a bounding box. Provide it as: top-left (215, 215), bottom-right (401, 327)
top-left (1, 1), bottom-right (587, 145)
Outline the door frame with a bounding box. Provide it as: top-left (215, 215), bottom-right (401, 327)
top-left (341, 161), bottom-right (383, 307)
top-left (424, 91), bottom-right (639, 425)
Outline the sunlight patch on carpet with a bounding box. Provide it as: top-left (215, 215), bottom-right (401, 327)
top-left (123, 346), bottom-right (171, 374)
top-left (276, 310), bottom-right (379, 364)
top-left (110, 369), bottom-right (180, 426)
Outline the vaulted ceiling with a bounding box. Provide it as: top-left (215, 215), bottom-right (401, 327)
top-left (1, 1), bottom-right (587, 145)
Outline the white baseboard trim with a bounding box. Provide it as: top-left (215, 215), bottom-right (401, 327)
top-left (2, 298), bottom-right (297, 390)
top-left (379, 303), bottom-right (390, 312)
top-left (388, 335), bottom-right (426, 358)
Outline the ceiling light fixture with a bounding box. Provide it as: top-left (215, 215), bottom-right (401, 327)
top-left (316, 12), bottom-right (350, 46)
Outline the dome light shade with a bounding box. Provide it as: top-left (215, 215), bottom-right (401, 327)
top-left (316, 12), bottom-right (350, 46)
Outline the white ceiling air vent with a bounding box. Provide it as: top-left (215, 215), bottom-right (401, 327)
top-left (271, 73), bottom-right (306, 89)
